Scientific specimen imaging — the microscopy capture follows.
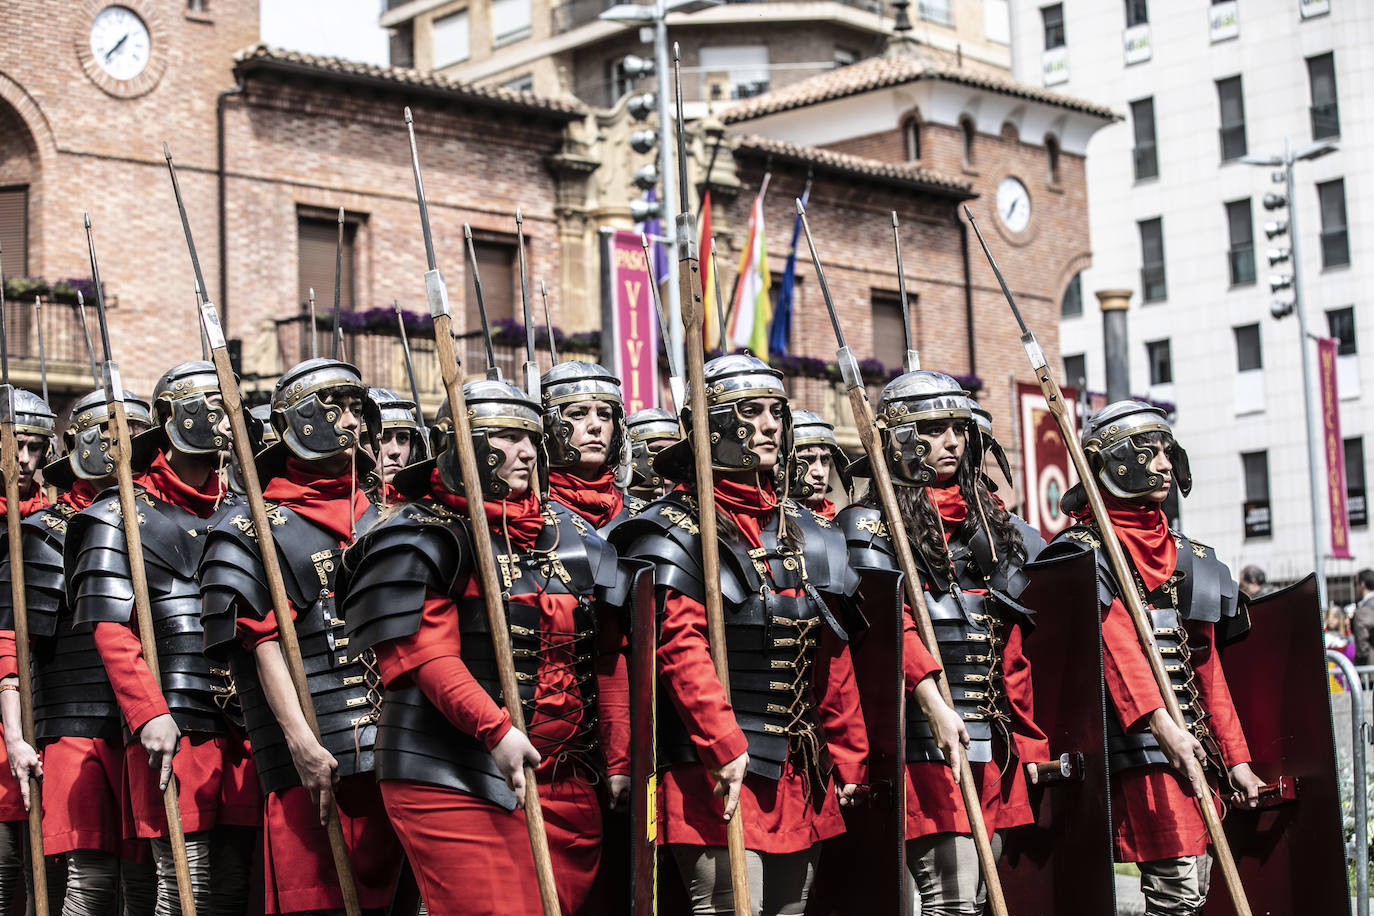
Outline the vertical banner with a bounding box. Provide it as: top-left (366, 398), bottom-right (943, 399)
top-left (601, 228), bottom-right (659, 412)
top-left (1018, 381), bottom-right (1080, 541)
top-left (1317, 337), bottom-right (1352, 559)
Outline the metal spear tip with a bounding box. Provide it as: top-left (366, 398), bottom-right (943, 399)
top-left (308, 287), bottom-right (315, 299)
top-left (673, 42), bottom-right (680, 61)
top-left (83, 211), bottom-right (91, 229)
top-left (962, 204), bottom-right (976, 222)
top-left (404, 106), bottom-right (413, 123)
top-left (338, 205), bottom-right (344, 222)
top-left (891, 211), bottom-right (899, 227)
top-left (795, 198), bottom-right (805, 215)
top-left (76, 291), bottom-right (84, 306)
top-left (162, 141), bottom-right (172, 161)
top-left (463, 223), bottom-right (472, 239)
top-left (515, 208), bottom-right (523, 224)
top-left (540, 280), bottom-right (547, 294)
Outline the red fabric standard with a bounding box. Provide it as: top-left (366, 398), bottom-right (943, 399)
top-left (136, 450), bottom-right (222, 519)
top-left (381, 776), bottom-right (602, 916)
top-left (40, 737), bottom-right (126, 855)
top-left (261, 775), bottom-right (403, 913)
top-left (120, 733), bottom-right (260, 838)
top-left (548, 469), bottom-right (624, 528)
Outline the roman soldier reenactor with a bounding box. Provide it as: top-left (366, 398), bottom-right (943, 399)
top-left (624, 407), bottom-right (681, 502)
top-left (1039, 401), bottom-right (1261, 915)
top-left (368, 387), bottom-right (423, 504)
top-left (541, 360), bottom-right (637, 530)
top-left (839, 371), bottom-right (1047, 914)
top-left (2, 391), bottom-right (161, 913)
top-left (66, 364), bottom-right (260, 912)
top-left (610, 354), bottom-right (867, 911)
top-left (339, 379), bottom-right (640, 913)
top-left (198, 358), bottom-right (403, 913)
top-left (789, 409), bottom-right (847, 521)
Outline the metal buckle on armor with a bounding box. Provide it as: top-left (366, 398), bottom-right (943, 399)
top-left (345, 696), bottom-right (370, 707)
top-left (770, 659), bottom-right (790, 669)
top-left (964, 711), bottom-right (987, 720)
top-left (963, 654), bottom-right (990, 664)
top-left (343, 675), bottom-right (365, 686)
top-left (965, 691), bottom-right (988, 701)
top-left (1164, 663), bottom-right (1183, 673)
top-left (209, 667), bottom-right (230, 677)
top-left (965, 674), bottom-right (989, 684)
top-left (330, 618), bottom-right (346, 628)
top-left (348, 714), bottom-right (377, 727)
top-left (763, 723), bottom-right (787, 735)
top-left (774, 637), bottom-right (798, 648)
top-left (497, 554), bottom-right (520, 589)
top-left (510, 624), bottom-right (537, 637)
top-left (769, 681), bottom-right (790, 691)
top-left (967, 632), bottom-right (989, 642)
top-left (771, 615), bottom-right (799, 627)
top-left (767, 703), bottom-right (788, 715)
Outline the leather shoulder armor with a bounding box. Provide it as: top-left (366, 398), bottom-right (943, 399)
top-left (611, 491), bottom-right (754, 604)
top-left (340, 501), bottom-right (471, 655)
top-left (1170, 533), bottom-right (1240, 626)
top-left (65, 496), bottom-right (135, 627)
top-left (786, 500), bottom-right (859, 598)
top-left (1042, 525), bottom-right (1118, 609)
top-left (835, 504), bottom-right (900, 574)
top-left (0, 505), bottom-right (75, 637)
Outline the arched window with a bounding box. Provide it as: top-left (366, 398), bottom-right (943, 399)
top-left (904, 114), bottom-right (921, 161)
top-left (960, 117), bottom-right (976, 166)
top-left (1045, 135), bottom-right (1061, 184)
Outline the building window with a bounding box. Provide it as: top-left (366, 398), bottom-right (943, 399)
top-left (960, 117), bottom-right (976, 167)
top-left (464, 234), bottom-right (517, 332)
top-left (491, 0), bottom-right (531, 45)
top-left (904, 116), bottom-right (921, 161)
top-left (918, 0), bottom-right (953, 26)
top-left (187, 0), bottom-right (207, 11)
top-left (1041, 3), bottom-right (1065, 49)
top-left (297, 212), bottom-right (358, 328)
top-left (1225, 198), bottom-right (1255, 286)
top-left (0, 186), bottom-right (28, 279)
top-left (1130, 97), bottom-right (1157, 181)
top-left (389, 22), bottom-right (415, 68)
top-left (985, 0), bottom-right (1011, 43)
top-left (1327, 306), bottom-right (1356, 356)
top-left (1234, 323), bottom-right (1262, 371)
top-left (1139, 217), bottom-right (1166, 302)
top-left (700, 46), bottom-right (770, 100)
top-left (1146, 339), bottom-right (1172, 385)
top-left (1216, 76), bottom-right (1247, 162)
top-left (834, 47), bottom-right (857, 67)
top-left (1125, 0), bottom-right (1148, 27)
top-left (1307, 52), bottom-right (1339, 139)
top-left (433, 8), bottom-right (470, 66)
top-left (871, 291), bottom-right (910, 371)
top-left (1063, 353), bottom-right (1086, 388)
top-left (1045, 135), bottom-right (1061, 184)
top-left (1243, 450), bottom-right (1271, 538)
top-left (1318, 178), bottom-right (1349, 268)
top-left (503, 73), bottom-right (534, 93)
top-left (1061, 271), bottom-right (1082, 318)
top-left (1346, 437), bottom-right (1367, 527)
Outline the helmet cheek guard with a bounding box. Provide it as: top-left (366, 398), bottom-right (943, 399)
top-left (440, 429), bottom-right (518, 501)
top-left (71, 424), bottom-right (116, 480)
top-left (1171, 443), bottom-right (1192, 497)
top-left (166, 395), bottom-right (226, 455)
top-left (884, 423), bottom-right (937, 487)
top-left (1080, 400), bottom-right (1188, 501)
top-left (542, 409), bottom-right (580, 467)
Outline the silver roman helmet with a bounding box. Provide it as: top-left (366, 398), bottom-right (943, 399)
top-left (149, 360), bottom-right (226, 456)
top-left (625, 407), bottom-right (681, 492)
top-left (12, 389), bottom-right (56, 442)
top-left (370, 387), bottom-right (428, 461)
top-left (44, 389), bottom-right (154, 488)
top-left (655, 353), bottom-right (791, 480)
top-left (269, 358), bottom-right (380, 462)
top-left (540, 361), bottom-right (624, 470)
top-left (790, 409), bottom-right (849, 499)
top-left (862, 370), bottom-right (972, 487)
top-left (437, 379), bottom-right (543, 500)
top-left (965, 396), bottom-right (1014, 490)
top-left (1080, 400), bottom-right (1191, 500)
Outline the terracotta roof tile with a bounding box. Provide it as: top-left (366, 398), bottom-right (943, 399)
top-left (722, 55), bottom-right (1117, 124)
top-left (735, 135), bottom-right (972, 197)
top-left (233, 44), bottom-right (585, 119)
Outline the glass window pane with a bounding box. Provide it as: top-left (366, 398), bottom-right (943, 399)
top-left (491, 0), bottom-right (531, 42)
top-left (1061, 272), bottom-right (1082, 317)
top-left (1126, 0), bottom-right (1148, 27)
top-left (1234, 323), bottom-right (1262, 371)
top-left (1147, 339), bottom-right (1172, 385)
top-left (1243, 450), bottom-right (1270, 501)
top-left (1063, 353), bottom-right (1086, 387)
top-left (1041, 3), bottom-right (1065, 49)
top-left (433, 9), bottom-right (469, 66)
top-left (1327, 306), bottom-right (1356, 355)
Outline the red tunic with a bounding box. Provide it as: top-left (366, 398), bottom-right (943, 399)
top-left (1088, 498), bottom-right (1251, 862)
top-left (656, 478), bottom-right (868, 853)
top-left (93, 453), bottom-right (259, 839)
top-left (236, 459), bottom-right (402, 913)
top-left (904, 486), bottom-right (1048, 840)
top-left (0, 486), bottom-right (55, 822)
top-left (373, 480), bottom-right (628, 914)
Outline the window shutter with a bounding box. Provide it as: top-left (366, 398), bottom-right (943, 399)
top-left (0, 187), bottom-right (29, 279)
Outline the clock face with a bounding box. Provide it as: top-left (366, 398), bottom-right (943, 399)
top-left (997, 176), bottom-right (1031, 233)
top-left (90, 6), bottom-right (151, 82)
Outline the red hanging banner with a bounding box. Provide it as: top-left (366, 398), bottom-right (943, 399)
top-left (602, 228), bottom-right (660, 413)
top-left (1018, 381), bottom-right (1081, 542)
top-left (1317, 337), bottom-right (1352, 559)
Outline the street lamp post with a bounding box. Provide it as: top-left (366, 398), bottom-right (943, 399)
top-left (1242, 137), bottom-right (1337, 610)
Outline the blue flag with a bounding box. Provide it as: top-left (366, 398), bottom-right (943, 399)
top-left (767, 182), bottom-right (810, 357)
top-left (635, 188), bottom-right (669, 290)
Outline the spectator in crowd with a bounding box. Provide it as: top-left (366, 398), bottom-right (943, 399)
top-left (1239, 565), bottom-right (1269, 599)
top-left (1325, 607), bottom-right (1354, 659)
top-left (1351, 569), bottom-right (1374, 667)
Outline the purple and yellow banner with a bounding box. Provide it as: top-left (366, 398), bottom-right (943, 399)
top-left (1318, 337), bottom-right (1352, 559)
top-left (603, 228), bottom-right (659, 413)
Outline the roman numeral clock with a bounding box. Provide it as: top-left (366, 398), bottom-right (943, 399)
top-left (75, 1), bottom-right (168, 99)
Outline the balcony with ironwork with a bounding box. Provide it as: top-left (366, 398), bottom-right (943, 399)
top-left (0, 281), bottom-right (105, 400)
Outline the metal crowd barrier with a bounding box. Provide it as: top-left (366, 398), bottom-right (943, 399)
top-left (1335, 653), bottom-right (1370, 916)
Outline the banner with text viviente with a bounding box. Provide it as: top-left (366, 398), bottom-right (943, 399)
top-left (600, 227), bottom-right (660, 413)
top-left (1317, 336), bottom-right (1352, 559)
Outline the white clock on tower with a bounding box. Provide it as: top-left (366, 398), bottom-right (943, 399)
top-left (996, 176), bottom-right (1031, 234)
top-left (89, 5), bottom-right (151, 82)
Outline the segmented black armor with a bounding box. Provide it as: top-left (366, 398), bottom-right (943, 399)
top-left (611, 492), bottom-right (858, 783)
top-left (66, 489), bottom-right (227, 737)
top-left (1041, 524), bottom-right (1244, 772)
top-left (340, 499), bottom-right (645, 811)
top-left (837, 503), bottom-right (1045, 764)
top-left (200, 500), bottom-right (382, 795)
top-left (0, 503), bottom-right (122, 742)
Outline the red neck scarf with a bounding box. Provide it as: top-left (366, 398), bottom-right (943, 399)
top-left (928, 484), bottom-right (969, 544)
top-left (137, 451), bottom-right (223, 519)
top-left (1070, 494), bottom-right (1176, 591)
top-left (59, 480), bottom-right (99, 513)
top-left (547, 469), bottom-right (623, 528)
top-left (711, 475), bottom-right (777, 551)
top-left (429, 469), bottom-right (546, 550)
top-left (0, 486), bottom-right (50, 519)
top-left (263, 458), bottom-right (370, 545)
top-left (809, 497), bottom-right (837, 521)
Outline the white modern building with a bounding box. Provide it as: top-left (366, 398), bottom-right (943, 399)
top-left (1007, 0), bottom-right (1371, 600)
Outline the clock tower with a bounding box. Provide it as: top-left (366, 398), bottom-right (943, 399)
top-left (0, 1), bottom-right (259, 400)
